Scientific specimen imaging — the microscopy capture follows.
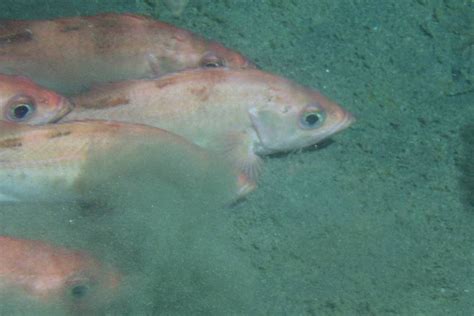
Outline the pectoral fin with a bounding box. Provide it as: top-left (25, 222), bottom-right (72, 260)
top-left (146, 53), bottom-right (162, 77)
top-left (218, 130), bottom-right (263, 195)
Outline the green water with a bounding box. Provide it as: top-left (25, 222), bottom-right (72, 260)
top-left (0, 0), bottom-right (473, 314)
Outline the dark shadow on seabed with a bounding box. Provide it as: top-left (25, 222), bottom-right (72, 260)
top-left (458, 124), bottom-right (474, 212)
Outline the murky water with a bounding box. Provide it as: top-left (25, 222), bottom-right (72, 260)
top-left (0, 0), bottom-right (472, 315)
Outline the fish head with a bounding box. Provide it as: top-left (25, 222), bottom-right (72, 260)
top-left (18, 245), bottom-right (122, 310)
top-left (0, 75), bottom-right (73, 124)
top-left (200, 41), bottom-right (256, 69)
top-left (249, 85), bottom-right (354, 154)
top-left (59, 256), bottom-right (122, 312)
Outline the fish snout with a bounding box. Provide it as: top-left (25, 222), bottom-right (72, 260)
top-left (338, 109), bottom-right (356, 131)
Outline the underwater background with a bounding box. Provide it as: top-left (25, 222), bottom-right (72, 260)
top-left (0, 0), bottom-right (472, 314)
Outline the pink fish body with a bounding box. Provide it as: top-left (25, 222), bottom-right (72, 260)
top-left (0, 13), bottom-right (254, 94)
top-left (0, 74), bottom-right (72, 124)
top-left (65, 68), bottom-right (355, 183)
top-left (0, 235), bottom-right (120, 310)
top-left (0, 120), bottom-right (242, 203)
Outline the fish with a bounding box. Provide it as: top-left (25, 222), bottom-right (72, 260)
top-left (0, 74), bottom-right (72, 124)
top-left (64, 68), bottom-right (355, 185)
top-left (0, 120), bottom-right (243, 204)
top-left (0, 13), bottom-right (255, 95)
top-left (0, 235), bottom-right (120, 311)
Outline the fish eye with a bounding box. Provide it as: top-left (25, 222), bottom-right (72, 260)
top-left (201, 54), bottom-right (225, 68)
top-left (299, 110), bottom-right (325, 129)
top-left (7, 102), bottom-right (36, 122)
top-left (204, 61), bottom-right (222, 68)
top-left (70, 284), bottom-right (89, 299)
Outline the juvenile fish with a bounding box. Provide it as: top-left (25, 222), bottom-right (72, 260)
top-left (0, 120), bottom-right (243, 203)
top-left (0, 235), bottom-right (120, 311)
top-left (0, 13), bottom-right (254, 94)
top-left (65, 68), bottom-right (355, 185)
top-left (0, 74), bottom-right (72, 124)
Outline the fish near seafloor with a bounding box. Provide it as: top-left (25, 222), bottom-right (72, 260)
top-left (0, 235), bottom-right (120, 312)
top-left (0, 13), bottom-right (255, 95)
top-left (0, 74), bottom-right (72, 124)
top-left (0, 120), bottom-right (244, 204)
top-left (65, 68), bottom-right (355, 187)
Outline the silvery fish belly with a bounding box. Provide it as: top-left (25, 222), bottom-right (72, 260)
top-left (0, 120), bottom-right (241, 203)
top-left (65, 68), bottom-right (355, 184)
top-left (0, 13), bottom-right (254, 95)
top-left (0, 74), bottom-right (72, 124)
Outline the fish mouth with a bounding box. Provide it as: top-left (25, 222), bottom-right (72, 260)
top-left (309, 110), bottom-right (355, 146)
top-left (328, 110), bottom-right (355, 136)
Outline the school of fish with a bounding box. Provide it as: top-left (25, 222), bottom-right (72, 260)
top-left (0, 12), bottom-right (354, 312)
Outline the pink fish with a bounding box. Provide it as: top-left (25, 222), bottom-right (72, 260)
top-left (0, 235), bottom-right (120, 311)
top-left (0, 120), bottom-right (244, 203)
top-left (0, 74), bottom-right (72, 124)
top-left (64, 68), bottom-right (355, 187)
top-left (0, 13), bottom-right (255, 94)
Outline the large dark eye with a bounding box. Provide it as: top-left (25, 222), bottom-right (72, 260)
top-left (70, 284), bottom-right (89, 299)
top-left (7, 102), bottom-right (35, 121)
top-left (299, 111), bottom-right (325, 129)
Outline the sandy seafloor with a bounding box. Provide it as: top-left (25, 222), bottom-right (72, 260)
top-left (0, 0), bottom-right (472, 315)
